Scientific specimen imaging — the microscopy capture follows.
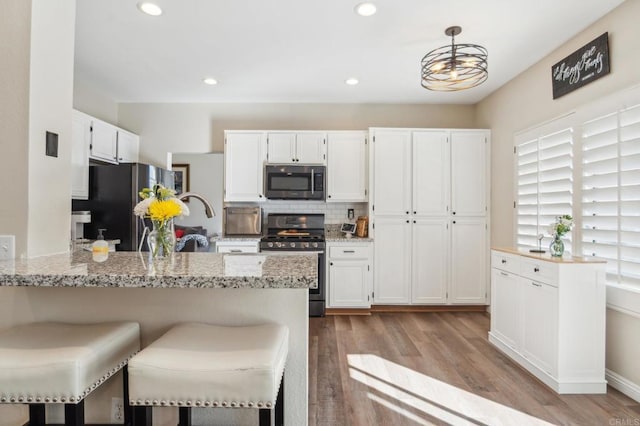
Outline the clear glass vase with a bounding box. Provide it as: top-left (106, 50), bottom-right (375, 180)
top-left (549, 235), bottom-right (565, 257)
top-left (147, 219), bottom-right (176, 259)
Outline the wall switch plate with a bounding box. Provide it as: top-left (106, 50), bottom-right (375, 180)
top-left (347, 209), bottom-right (354, 220)
top-left (111, 397), bottom-right (124, 423)
top-left (46, 131), bottom-right (59, 157)
top-left (0, 235), bottom-right (15, 260)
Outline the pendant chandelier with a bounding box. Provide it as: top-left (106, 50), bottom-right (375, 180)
top-left (421, 26), bottom-right (488, 92)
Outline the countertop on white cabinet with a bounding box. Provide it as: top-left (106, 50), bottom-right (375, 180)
top-left (492, 247), bottom-right (606, 264)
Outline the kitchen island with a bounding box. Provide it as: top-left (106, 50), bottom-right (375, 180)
top-left (0, 251), bottom-right (316, 425)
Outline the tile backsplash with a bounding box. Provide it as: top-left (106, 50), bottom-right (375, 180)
top-left (226, 201), bottom-right (368, 224)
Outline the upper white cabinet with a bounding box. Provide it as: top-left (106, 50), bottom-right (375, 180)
top-left (117, 130), bottom-right (139, 163)
top-left (370, 127), bottom-right (490, 305)
top-left (224, 131), bottom-right (267, 202)
top-left (89, 119), bottom-right (119, 164)
top-left (266, 131), bottom-right (326, 164)
top-left (327, 131), bottom-right (367, 202)
top-left (71, 110), bottom-right (91, 199)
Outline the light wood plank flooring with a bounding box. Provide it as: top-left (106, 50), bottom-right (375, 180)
top-left (309, 312), bottom-right (640, 426)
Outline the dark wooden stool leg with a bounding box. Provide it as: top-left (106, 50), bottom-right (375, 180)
top-left (122, 365), bottom-right (133, 426)
top-left (276, 375), bottom-right (284, 426)
top-left (178, 407), bottom-right (192, 426)
top-left (259, 408), bottom-right (272, 426)
top-left (28, 404), bottom-right (46, 426)
top-left (133, 406), bottom-right (152, 426)
top-left (64, 400), bottom-right (85, 426)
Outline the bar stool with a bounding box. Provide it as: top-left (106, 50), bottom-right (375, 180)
top-left (0, 321), bottom-right (140, 426)
top-left (128, 322), bottom-right (288, 426)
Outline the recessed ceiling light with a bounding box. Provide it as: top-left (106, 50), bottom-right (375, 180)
top-left (137, 2), bottom-right (163, 16)
top-left (345, 78), bottom-right (359, 86)
top-left (203, 77), bottom-right (218, 85)
top-left (354, 2), bottom-right (377, 17)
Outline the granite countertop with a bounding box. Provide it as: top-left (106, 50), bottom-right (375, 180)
top-left (492, 247), bottom-right (607, 264)
top-left (0, 251), bottom-right (317, 289)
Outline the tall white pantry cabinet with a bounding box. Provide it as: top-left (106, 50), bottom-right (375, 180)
top-left (369, 128), bottom-right (490, 305)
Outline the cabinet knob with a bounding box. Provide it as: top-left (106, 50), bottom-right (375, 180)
top-left (413, 220), bottom-right (416, 224)
top-left (330, 262), bottom-right (333, 266)
top-left (292, 158), bottom-right (295, 162)
top-left (259, 194), bottom-right (263, 198)
top-left (453, 221), bottom-right (456, 224)
top-left (453, 211), bottom-right (456, 215)
top-left (328, 195), bottom-right (331, 198)
top-left (501, 259), bottom-right (507, 264)
top-left (406, 211), bottom-right (409, 215)
top-left (413, 211), bottom-right (416, 214)
top-left (406, 220), bottom-right (410, 223)
top-left (534, 267), bottom-right (540, 272)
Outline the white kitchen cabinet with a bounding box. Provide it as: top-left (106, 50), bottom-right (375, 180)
top-left (71, 110), bottom-right (91, 199)
top-left (411, 218), bottom-right (449, 304)
top-left (373, 217), bottom-right (411, 304)
top-left (224, 131), bottom-right (267, 202)
top-left (117, 130), bottom-right (139, 163)
top-left (451, 131), bottom-right (488, 216)
top-left (266, 132), bottom-right (326, 164)
top-left (450, 217), bottom-right (488, 304)
top-left (488, 248), bottom-right (607, 394)
top-left (327, 131), bottom-right (367, 202)
top-left (327, 242), bottom-right (372, 308)
top-left (89, 119), bottom-right (118, 164)
top-left (215, 240), bottom-right (259, 253)
top-left (370, 127), bottom-right (490, 305)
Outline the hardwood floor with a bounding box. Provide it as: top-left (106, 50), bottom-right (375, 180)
top-left (309, 312), bottom-right (640, 426)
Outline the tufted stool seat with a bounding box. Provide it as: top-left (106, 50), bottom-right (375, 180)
top-left (128, 322), bottom-right (289, 426)
top-left (0, 321), bottom-right (140, 425)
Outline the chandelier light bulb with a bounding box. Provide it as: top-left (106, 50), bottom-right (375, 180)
top-left (137, 2), bottom-right (163, 16)
top-left (354, 2), bottom-right (377, 17)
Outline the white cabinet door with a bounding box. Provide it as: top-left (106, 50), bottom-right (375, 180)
top-left (328, 259), bottom-right (370, 308)
top-left (71, 110), bottom-right (90, 199)
top-left (224, 132), bottom-right (267, 202)
top-left (522, 279), bottom-right (558, 376)
top-left (372, 130), bottom-right (411, 216)
top-left (411, 218), bottom-right (448, 304)
top-left (267, 133), bottom-right (295, 164)
top-left (296, 132), bottom-right (326, 164)
top-left (412, 131), bottom-right (450, 216)
top-left (450, 217), bottom-right (487, 303)
top-left (327, 132), bottom-right (367, 202)
top-left (451, 131), bottom-right (488, 216)
top-left (90, 119), bottom-right (118, 164)
top-left (373, 217), bottom-right (411, 304)
top-left (117, 130), bottom-right (139, 163)
top-left (491, 268), bottom-right (522, 349)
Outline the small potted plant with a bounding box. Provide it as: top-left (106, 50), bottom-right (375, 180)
top-left (548, 215), bottom-right (574, 257)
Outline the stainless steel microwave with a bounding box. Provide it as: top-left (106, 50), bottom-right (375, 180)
top-left (264, 165), bottom-right (325, 200)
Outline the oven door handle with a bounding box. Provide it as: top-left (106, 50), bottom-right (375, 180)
top-left (311, 169), bottom-right (314, 195)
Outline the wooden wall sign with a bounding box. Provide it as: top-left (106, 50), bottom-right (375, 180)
top-left (551, 32), bottom-right (610, 99)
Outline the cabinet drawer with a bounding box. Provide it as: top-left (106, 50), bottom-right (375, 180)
top-left (491, 251), bottom-right (520, 274)
top-left (519, 258), bottom-right (558, 287)
top-left (216, 242), bottom-right (259, 253)
top-left (329, 246), bottom-right (369, 259)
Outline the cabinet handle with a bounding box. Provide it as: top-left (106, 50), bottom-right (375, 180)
top-left (230, 249), bottom-right (242, 253)
top-left (532, 282), bottom-right (542, 287)
top-left (500, 272), bottom-right (508, 277)
top-left (534, 267), bottom-right (540, 272)
top-left (343, 250), bottom-right (355, 253)
top-left (330, 262), bottom-right (334, 266)
top-left (501, 259), bottom-right (507, 264)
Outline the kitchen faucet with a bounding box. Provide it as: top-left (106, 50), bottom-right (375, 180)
top-left (177, 192), bottom-right (216, 218)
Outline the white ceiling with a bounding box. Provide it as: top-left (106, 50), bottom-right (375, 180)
top-left (74, 0), bottom-right (624, 105)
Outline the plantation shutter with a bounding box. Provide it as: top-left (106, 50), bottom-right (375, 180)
top-left (582, 104), bottom-right (640, 286)
top-left (516, 128), bottom-right (574, 251)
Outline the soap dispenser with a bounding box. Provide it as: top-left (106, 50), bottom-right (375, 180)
top-left (92, 229), bottom-right (109, 262)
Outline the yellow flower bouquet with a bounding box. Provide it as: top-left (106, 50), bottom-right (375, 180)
top-left (134, 184), bottom-right (189, 258)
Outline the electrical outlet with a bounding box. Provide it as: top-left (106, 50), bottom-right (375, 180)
top-left (347, 209), bottom-right (354, 220)
top-left (0, 235), bottom-right (15, 260)
top-left (111, 397), bottom-right (124, 423)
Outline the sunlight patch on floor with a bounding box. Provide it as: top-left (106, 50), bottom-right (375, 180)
top-left (348, 354), bottom-right (554, 426)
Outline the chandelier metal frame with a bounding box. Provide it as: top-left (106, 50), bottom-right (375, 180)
top-left (421, 26), bottom-right (488, 92)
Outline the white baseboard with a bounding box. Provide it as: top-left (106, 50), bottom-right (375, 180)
top-left (606, 369), bottom-right (640, 402)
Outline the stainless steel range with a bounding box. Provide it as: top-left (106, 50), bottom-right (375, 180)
top-left (260, 213), bottom-right (326, 317)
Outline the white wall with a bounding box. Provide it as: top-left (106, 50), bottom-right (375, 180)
top-left (73, 77), bottom-right (119, 124)
top-left (476, 0), bottom-right (640, 400)
top-left (118, 103), bottom-right (476, 168)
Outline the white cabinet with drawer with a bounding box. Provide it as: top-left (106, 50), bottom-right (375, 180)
top-left (489, 248), bottom-right (606, 394)
top-left (215, 240), bottom-right (259, 253)
top-left (327, 242), bottom-right (372, 309)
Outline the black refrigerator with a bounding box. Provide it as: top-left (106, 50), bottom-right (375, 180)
top-left (72, 163), bottom-right (174, 251)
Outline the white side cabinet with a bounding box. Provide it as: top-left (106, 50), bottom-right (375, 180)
top-left (266, 132), bottom-right (326, 165)
top-left (327, 242), bottom-right (372, 308)
top-left (117, 130), bottom-right (139, 163)
top-left (489, 249), bottom-right (606, 394)
top-left (224, 131), bottom-right (267, 202)
top-left (71, 110), bottom-right (91, 199)
top-left (327, 131), bottom-right (367, 202)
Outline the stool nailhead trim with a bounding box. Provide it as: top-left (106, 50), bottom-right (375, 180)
top-left (0, 352), bottom-right (138, 405)
top-left (130, 398), bottom-right (276, 408)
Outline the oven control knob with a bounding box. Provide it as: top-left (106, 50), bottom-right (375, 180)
top-left (290, 242), bottom-right (296, 248)
top-left (302, 242), bottom-right (309, 249)
top-left (267, 242), bottom-right (273, 248)
top-left (312, 242), bottom-right (318, 248)
top-left (275, 242), bottom-right (281, 248)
